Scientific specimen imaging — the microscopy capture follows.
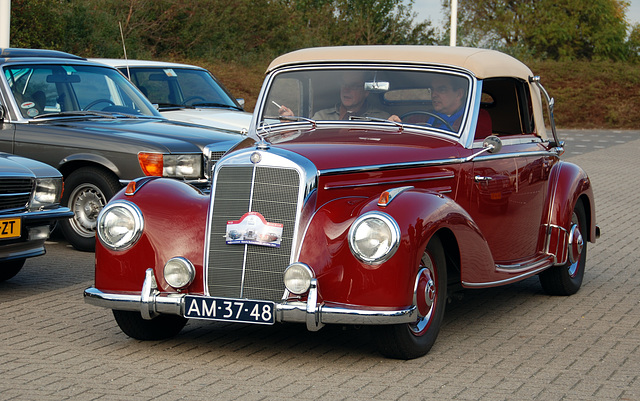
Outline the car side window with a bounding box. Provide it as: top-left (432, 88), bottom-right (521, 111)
top-left (481, 77), bottom-right (536, 136)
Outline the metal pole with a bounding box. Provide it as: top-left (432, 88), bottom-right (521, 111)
top-left (0, 0), bottom-right (10, 48)
top-left (450, 0), bottom-right (457, 47)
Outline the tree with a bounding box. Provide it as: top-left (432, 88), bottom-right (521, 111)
top-left (442, 0), bottom-right (631, 61)
top-left (330, 0), bottom-right (437, 45)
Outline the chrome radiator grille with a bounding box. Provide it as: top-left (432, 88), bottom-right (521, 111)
top-left (0, 178), bottom-right (33, 212)
top-left (207, 165), bottom-right (301, 301)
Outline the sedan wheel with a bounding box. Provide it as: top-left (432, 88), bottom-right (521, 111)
top-left (0, 259), bottom-right (26, 282)
top-left (373, 236), bottom-right (447, 359)
top-left (60, 167), bottom-right (121, 252)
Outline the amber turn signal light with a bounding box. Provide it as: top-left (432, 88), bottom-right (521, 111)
top-left (138, 153), bottom-right (163, 176)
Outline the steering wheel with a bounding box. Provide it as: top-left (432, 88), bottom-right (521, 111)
top-left (183, 96), bottom-right (206, 105)
top-left (400, 111), bottom-right (454, 131)
top-left (83, 99), bottom-right (115, 111)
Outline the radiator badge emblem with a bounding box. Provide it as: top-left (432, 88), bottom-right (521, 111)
top-left (226, 212), bottom-right (283, 248)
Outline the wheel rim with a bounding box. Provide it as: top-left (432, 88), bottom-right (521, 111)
top-left (68, 183), bottom-right (107, 237)
top-left (567, 212), bottom-right (584, 278)
top-left (410, 252), bottom-right (437, 336)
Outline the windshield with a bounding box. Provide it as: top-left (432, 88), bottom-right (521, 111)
top-left (261, 67), bottom-right (472, 136)
top-left (3, 64), bottom-right (161, 119)
top-left (121, 67), bottom-right (240, 109)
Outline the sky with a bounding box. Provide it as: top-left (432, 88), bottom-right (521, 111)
top-left (412, 0), bottom-right (640, 27)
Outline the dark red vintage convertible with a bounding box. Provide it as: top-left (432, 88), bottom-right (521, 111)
top-left (85, 46), bottom-right (599, 359)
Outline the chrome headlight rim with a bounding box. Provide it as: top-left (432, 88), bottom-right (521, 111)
top-left (164, 257), bottom-right (196, 289)
top-left (96, 200), bottom-right (144, 251)
top-left (348, 211), bottom-right (400, 265)
top-left (283, 262), bottom-right (314, 295)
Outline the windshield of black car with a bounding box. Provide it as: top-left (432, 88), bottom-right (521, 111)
top-left (3, 64), bottom-right (161, 119)
top-left (122, 67), bottom-right (240, 109)
top-left (261, 68), bottom-right (472, 136)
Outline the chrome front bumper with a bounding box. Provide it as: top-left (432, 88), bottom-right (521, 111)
top-left (84, 269), bottom-right (417, 331)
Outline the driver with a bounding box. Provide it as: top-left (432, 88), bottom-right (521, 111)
top-left (277, 71), bottom-right (401, 122)
top-left (427, 75), bottom-right (466, 131)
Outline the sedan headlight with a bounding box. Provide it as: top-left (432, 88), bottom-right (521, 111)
top-left (138, 152), bottom-right (202, 179)
top-left (348, 211), bottom-right (400, 265)
top-left (29, 177), bottom-right (63, 210)
top-left (97, 200), bottom-right (144, 250)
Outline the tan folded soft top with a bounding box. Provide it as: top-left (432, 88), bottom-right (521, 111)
top-left (267, 45), bottom-right (533, 80)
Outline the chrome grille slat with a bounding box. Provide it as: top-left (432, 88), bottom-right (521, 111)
top-left (207, 165), bottom-right (301, 302)
top-left (0, 178), bottom-right (33, 211)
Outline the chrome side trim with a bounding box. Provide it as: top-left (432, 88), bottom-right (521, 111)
top-left (325, 173), bottom-right (454, 190)
top-left (462, 260), bottom-right (554, 288)
top-left (319, 158), bottom-right (465, 176)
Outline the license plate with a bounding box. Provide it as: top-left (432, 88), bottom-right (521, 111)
top-left (184, 295), bottom-right (275, 325)
top-left (0, 218), bottom-right (21, 239)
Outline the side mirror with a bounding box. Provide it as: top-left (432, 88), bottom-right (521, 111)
top-left (482, 135), bottom-right (502, 153)
top-left (236, 98), bottom-right (245, 108)
top-left (465, 135), bottom-right (503, 162)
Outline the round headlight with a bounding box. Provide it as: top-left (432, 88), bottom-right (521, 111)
top-left (164, 257), bottom-right (196, 289)
top-left (348, 212), bottom-right (400, 264)
top-left (283, 263), bottom-right (313, 294)
top-left (97, 201), bottom-right (144, 250)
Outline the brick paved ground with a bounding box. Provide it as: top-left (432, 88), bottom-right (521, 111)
top-left (0, 130), bottom-right (638, 400)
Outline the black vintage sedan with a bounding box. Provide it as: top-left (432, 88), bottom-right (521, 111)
top-left (0, 152), bottom-right (73, 281)
top-left (0, 48), bottom-right (243, 251)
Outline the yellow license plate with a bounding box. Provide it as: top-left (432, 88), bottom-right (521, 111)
top-left (0, 217), bottom-right (21, 239)
top-left (490, 192), bottom-right (502, 200)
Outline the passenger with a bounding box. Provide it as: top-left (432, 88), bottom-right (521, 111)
top-left (277, 71), bottom-right (400, 122)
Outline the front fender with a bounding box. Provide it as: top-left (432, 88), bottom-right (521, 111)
top-left (298, 189), bottom-right (494, 308)
top-left (94, 178), bottom-right (209, 293)
top-left (59, 152), bottom-right (123, 177)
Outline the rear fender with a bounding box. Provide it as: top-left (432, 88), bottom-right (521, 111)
top-left (544, 162), bottom-right (597, 264)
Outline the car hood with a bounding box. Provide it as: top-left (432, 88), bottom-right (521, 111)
top-left (38, 118), bottom-right (244, 153)
top-left (0, 152), bottom-right (61, 178)
top-left (160, 109), bottom-right (252, 133)
top-left (259, 126), bottom-right (464, 171)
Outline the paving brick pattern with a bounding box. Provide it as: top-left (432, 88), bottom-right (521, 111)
top-left (0, 130), bottom-right (638, 400)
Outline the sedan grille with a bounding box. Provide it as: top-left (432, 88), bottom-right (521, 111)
top-left (0, 178), bottom-right (33, 212)
top-left (207, 165), bottom-right (301, 301)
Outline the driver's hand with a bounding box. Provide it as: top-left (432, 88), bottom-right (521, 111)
top-left (388, 114), bottom-right (401, 123)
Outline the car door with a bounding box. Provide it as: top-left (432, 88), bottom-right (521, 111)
top-left (469, 137), bottom-right (553, 263)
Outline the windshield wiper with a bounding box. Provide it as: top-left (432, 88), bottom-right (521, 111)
top-left (348, 115), bottom-right (404, 132)
top-left (191, 102), bottom-right (243, 110)
top-left (30, 111), bottom-right (117, 120)
top-left (157, 103), bottom-right (194, 109)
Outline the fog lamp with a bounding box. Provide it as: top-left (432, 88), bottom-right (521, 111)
top-left (164, 257), bottom-right (196, 289)
top-left (284, 263), bottom-right (313, 294)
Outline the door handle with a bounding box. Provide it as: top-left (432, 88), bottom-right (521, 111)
top-left (474, 175), bottom-right (493, 182)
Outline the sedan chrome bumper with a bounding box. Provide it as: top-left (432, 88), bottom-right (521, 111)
top-left (84, 269), bottom-right (417, 331)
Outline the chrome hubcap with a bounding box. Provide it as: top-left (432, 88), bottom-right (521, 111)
top-left (411, 253), bottom-right (436, 334)
top-left (69, 184), bottom-right (106, 237)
